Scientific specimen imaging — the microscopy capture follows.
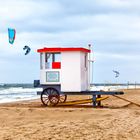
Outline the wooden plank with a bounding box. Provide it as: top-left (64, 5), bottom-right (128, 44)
top-left (58, 96), bottom-right (108, 106)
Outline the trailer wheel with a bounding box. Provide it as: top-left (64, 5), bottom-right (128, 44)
top-left (59, 94), bottom-right (67, 103)
top-left (41, 88), bottom-right (60, 106)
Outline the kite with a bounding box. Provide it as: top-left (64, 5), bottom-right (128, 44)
top-left (113, 70), bottom-right (120, 78)
top-left (23, 45), bottom-right (31, 55)
top-left (8, 28), bottom-right (16, 44)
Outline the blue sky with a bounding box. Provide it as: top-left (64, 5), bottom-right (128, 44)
top-left (0, 0), bottom-right (140, 83)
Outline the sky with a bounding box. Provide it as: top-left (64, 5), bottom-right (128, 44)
top-left (0, 0), bottom-right (140, 83)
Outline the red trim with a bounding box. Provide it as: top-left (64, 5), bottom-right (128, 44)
top-left (37, 47), bottom-right (90, 53)
top-left (52, 62), bottom-right (61, 69)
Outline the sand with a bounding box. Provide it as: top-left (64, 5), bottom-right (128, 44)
top-left (0, 89), bottom-right (140, 140)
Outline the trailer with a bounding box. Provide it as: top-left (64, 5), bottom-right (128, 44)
top-left (34, 45), bottom-right (124, 107)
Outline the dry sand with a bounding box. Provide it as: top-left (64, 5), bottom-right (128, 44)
top-left (0, 89), bottom-right (140, 140)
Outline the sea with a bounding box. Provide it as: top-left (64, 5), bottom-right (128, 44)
top-left (0, 83), bottom-right (140, 103)
top-left (0, 84), bottom-right (42, 103)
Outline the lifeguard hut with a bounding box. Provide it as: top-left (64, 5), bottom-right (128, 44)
top-left (38, 47), bottom-right (91, 92)
top-left (35, 45), bottom-right (124, 107)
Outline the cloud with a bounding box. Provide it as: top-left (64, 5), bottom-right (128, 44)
top-left (0, 0), bottom-right (140, 83)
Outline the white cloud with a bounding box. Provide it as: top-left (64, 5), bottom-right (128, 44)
top-left (0, 0), bottom-right (140, 83)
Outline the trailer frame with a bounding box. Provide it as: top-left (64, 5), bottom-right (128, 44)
top-left (36, 84), bottom-right (124, 107)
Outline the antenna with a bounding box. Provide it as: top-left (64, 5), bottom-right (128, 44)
top-left (88, 44), bottom-right (94, 88)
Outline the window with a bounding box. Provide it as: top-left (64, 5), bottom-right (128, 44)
top-left (45, 53), bottom-right (53, 69)
top-left (40, 53), bottom-right (43, 69)
top-left (54, 53), bottom-right (61, 62)
top-left (45, 53), bottom-right (61, 69)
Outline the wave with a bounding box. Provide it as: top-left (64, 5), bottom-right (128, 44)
top-left (0, 83), bottom-right (140, 104)
top-left (90, 85), bottom-right (140, 91)
top-left (0, 83), bottom-right (33, 89)
top-left (0, 85), bottom-right (42, 103)
top-left (0, 87), bottom-right (42, 95)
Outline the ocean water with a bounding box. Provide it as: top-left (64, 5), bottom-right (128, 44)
top-left (0, 83), bottom-right (140, 103)
top-left (91, 83), bottom-right (140, 91)
top-left (0, 84), bottom-right (42, 103)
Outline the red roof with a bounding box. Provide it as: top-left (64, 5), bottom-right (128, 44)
top-left (37, 47), bottom-right (90, 53)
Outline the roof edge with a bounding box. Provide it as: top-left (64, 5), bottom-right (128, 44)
top-left (37, 47), bottom-right (91, 53)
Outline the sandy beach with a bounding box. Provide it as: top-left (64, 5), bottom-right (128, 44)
top-left (0, 89), bottom-right (140, 140)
